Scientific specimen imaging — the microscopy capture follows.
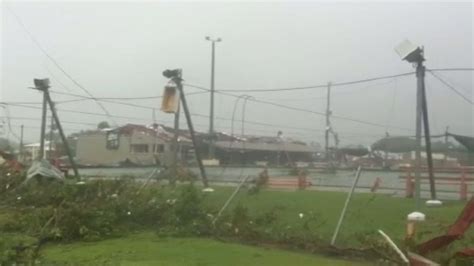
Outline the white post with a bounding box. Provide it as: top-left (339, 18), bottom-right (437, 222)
top-left (331, 166), bottom-right (362, 245)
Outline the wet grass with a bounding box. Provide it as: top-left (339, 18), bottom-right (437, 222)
top-left (41, 232), bottom-right (366, 266)
top-left (5, 185), bottom-right (471, 264)
top-left (202, 187), bottom-right (468, 245)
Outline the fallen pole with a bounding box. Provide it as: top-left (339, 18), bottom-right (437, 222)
top-left (378, 229), bottom-right (409, 264)
top-left (331, 166), bottom-right (362, 245)
top-left (213, 175), bottom-right (252, 224)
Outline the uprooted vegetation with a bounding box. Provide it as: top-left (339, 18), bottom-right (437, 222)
top-left (0, 165), bottom-right (469, 265)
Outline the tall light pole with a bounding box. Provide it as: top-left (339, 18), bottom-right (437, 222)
top-left (205, 36), bottom-right (222, 159)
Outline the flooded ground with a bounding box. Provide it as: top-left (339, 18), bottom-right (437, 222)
top-left (78, 166), bottom-right (472, 201)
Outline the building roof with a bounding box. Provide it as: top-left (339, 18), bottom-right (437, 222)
top-left (214, 140), bottom-right (314, 153)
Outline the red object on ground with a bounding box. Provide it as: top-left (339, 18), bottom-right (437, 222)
top-left (417, 197), bottom-right (474, 255)
top-left (371, 177), bottom-right (381, 192)
top-left (456, 248), bottom-right (474, 257)
top-left (6, 160), bottom-right (23, 172)
top-left (298, 174), bottom-right (307, 190)
top-left (407, 252), bottom-right (439, 266)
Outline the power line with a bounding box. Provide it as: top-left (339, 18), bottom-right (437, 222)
top-left (213, 72), bottom-right (415, 93)
top-left (428, 68), bottom-right (474, 72)
top-left (0, 105), bottom-right (21, 141)
top-left (427, 70), bottom-right (473, 105)
top-left (184, 83), bottom-right (414, 132)
top-left (3, 103), bottom-right (154, 122)
top-left (49, 90), bottom-right (163, 101)
top-left (185, 68), bottom-right (472, 94)
top-left (1, 102), bottom-right (353, 139)
top-left (5, 4), bottom-right (117, 125)
top-left (0, 116), bottom-right (97, 127)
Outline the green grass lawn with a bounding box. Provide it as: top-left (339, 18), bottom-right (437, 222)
top-left (201, 188), bottom-right (467, 245)
top-left (41, 232), bottom-right (365, 266)
top-left (5, 186), bottom-right (471, 264)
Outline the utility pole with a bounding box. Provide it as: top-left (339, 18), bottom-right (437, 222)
top-left (414, 58), bottom-right (424, 208)
top-left (325, 82), bottom-right (332, 161)
top-left (395, 40), bottom-right (438, 208)
top-left (163, 69), bottom-right (210, 188)
top-left (49, 114), bottom-right (54, 160)
top-left (19, 125), bottom-right (24, 163)
top-left (38, 83), bottom-right (48, 160)
top-left (33, 78), bottom-right (79, 179)
top-left (44, 91), bottom-right (80, 178)
top-left (444, 126), bottom-right (449, 163)
top-left (205, 36), bottom-right (222, 159)
top-left (172, 102), bottom-right (181, 168)
top-left (384, 132), bottom-right (389, 168)
top-left (419, 61), bottom-right (437, 200)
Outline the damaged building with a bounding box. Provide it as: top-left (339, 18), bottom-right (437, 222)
top-left (75, 124), bottom-right (191, 167)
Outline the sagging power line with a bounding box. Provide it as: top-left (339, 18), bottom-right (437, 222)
top-left (427, 70), bottom-right (473, 105)
top-left (184, 83), bottom-right (414, 132)
top-left (5, 5), bottom-right (117, 126)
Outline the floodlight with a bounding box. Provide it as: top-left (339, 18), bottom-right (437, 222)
top-left (33, 78), bottom-right (50, 89)
top-left (162, 69), bottom-right (181, 79)
top-left (395, 40), bottom-right (424, 63)
top-left (205, 36), bottom-right (210, 40)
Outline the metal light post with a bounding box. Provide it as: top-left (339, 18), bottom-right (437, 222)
top-left (205, 36), bottom-right (222, 159)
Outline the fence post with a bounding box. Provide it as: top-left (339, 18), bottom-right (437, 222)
top-left (460, 167), bottom-right (467, 201)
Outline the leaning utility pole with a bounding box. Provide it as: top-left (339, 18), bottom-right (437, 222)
top-left (163, 69), bottom-right (209, 188)
top-left (33, 78), bottom-right (79, 179)
top-left (44, 90), bottom-right (80, 178)
top-left (38, 83), bottom-right (48, 160)
top-left (48, 114), bottom-right (54, 160)
top-left (172, 102), bottom-right (181, 168)
top-left (395, 40), bottom-right (438, 207)
top-left (413, 53), bottom-right (424, 208)
top-left (419, 61), bottom-right (437, 200)
top-left (325, 82), bottom-right (332, 161)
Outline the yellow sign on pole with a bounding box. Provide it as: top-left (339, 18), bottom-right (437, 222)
top-left (161, 84), bottom-right (179, 113)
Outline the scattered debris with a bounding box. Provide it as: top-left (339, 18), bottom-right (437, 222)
top-left (25, 159), bottom-right (64, 183)
top-left (377, 229), bottom-right (409, 264)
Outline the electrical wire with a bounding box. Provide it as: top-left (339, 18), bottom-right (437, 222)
top-left (0, 116), bottom-right (97, 127)
top-left (0, 105), bottom-right (22, 141)
top-left (214, 72), bottom-right (415, 92)
top-left (5, 4), bottom-right (118, 125)
top-left (185, 83), bottom-right (414, 132)
top-left (427, 70), bottom-right (473, 105)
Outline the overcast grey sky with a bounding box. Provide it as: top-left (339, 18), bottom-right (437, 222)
top-left (1, 1), bottom-right (473, 146)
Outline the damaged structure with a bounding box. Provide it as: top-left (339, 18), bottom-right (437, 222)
top-left (75, 124), bottom-right (316, 167)
top-left (75, 124), bottom-right (192, 167)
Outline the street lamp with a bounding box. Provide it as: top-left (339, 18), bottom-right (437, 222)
top-left (395, 40), bottom-right (439, 208)
top-left (205, 36), bottom-right (222, 159)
